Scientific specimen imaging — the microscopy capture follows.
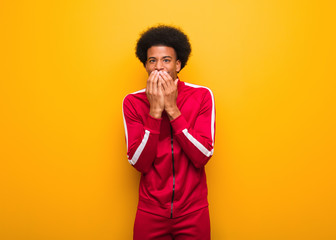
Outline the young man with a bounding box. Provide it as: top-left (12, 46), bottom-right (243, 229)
top-left (122, 25), bottom-right (215, 240)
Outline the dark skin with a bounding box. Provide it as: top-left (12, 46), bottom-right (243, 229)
top-left (145, 46), bottom-right (182, 120)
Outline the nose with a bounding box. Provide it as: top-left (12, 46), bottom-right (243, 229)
top-left (155, 60), bottom-right (164, 71)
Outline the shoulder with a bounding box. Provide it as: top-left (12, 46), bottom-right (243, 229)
top-left (183, 82), bottom-right (214, 100)
top-left (123, 88), bottom-right (146, 105)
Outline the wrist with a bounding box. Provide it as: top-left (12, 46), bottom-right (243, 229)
top-left (149, 109), bottom-right (162, 119)
top-left (166, 106), bottom-right (181, 121)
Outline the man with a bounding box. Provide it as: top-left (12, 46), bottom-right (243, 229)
top-left (122, 25), bottom-right (215, 240)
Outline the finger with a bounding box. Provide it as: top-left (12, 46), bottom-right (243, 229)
top-left (158, 79), bottom-right (164, 95)
top-left (146, 78), bottom-right (151, 94)
top-left (147, 72), bottom-right (153, 94)
top-left (150, 71), bottom-right (155, 95)
top-left (161, 71), bottom-right (173, 82)
top-left (163, 71), bottom-right (176, 90)
top-left (148, 70), bottom-right (157, 94)
top-left (162, 72), bottom-right (177, 93)
top-left (158, 75), bottom-right (167, 92)
top-left (153, 70), bottom-right (160, 95)
top-left (153, 71), bottom-right (159, 93)
top-left (159, 71), bottom-right (169, 90)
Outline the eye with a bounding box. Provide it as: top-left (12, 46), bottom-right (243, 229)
top-left (148, 59), bottom-right (156, 63)
top-left (163, 59), bottom-right (171, 63)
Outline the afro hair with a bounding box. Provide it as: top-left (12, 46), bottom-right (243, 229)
top-left (135, 25), bottom-right (192, 71)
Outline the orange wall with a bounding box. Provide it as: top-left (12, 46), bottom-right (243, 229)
top-left (1, 0), bottom-right (335, 239)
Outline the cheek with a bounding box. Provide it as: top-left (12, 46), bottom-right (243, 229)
top-left (165, 65), bottom-right (174, 73)
top-left (145, 66), bottom-right (153, 74)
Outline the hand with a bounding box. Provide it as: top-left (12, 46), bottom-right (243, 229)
top-left (146, 70), bottom-right (164, 119)
top-left (158, 71), bottom-right (181, 120)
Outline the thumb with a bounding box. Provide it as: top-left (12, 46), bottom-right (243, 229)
top-left (174, 79), bottom-right (179, 86)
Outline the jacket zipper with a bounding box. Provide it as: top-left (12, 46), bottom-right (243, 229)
top-left (170, 125), bottom-right (175, 218)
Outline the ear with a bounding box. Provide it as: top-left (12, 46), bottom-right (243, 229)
top-left (176, 59), bottom-right (181, 73)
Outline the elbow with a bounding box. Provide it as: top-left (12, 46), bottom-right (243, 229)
top-left (193, 162), bottom-right (204, 169)
top-left (128, 151), bottom-right (155, 174)
top-left (133, 162), bottom-right (152, 174)
top-left (193, 156), bottom-right (211, 169)
top-left (192, 147), bottom-right (214, 168)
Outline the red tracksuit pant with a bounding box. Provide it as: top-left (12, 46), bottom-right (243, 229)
top-left (133, 207), bottom-right (210, 240)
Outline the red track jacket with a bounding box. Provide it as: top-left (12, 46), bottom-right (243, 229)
top-left (122, 79), bottom-right (215, 218)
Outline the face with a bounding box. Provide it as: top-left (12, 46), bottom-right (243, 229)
top-left (145, 45), bottom-right (181, 80)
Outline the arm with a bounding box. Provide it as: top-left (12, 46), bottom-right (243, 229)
top-left (159, 71), bottom-right (215, 168)
top-left (122, 70), bottom-right (164, 173)
top-left (122, 96), bottom-right (162, 173)
top-left (171, 89), bottom-right (215, 168)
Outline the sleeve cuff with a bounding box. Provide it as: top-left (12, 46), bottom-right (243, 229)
top-left (144, 114), bottom-right (162, 134)
top-left (170, 114), bottom-right (189, 134)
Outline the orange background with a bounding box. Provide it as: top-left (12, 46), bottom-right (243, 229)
top-left (1, 0), bottom-right (335, 239)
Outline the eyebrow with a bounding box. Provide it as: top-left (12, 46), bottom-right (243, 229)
top-left (148, 56), bottom-right (173, 60)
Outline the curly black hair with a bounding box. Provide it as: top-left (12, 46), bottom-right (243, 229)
top-left (135, 25), bottom-right (192, 71)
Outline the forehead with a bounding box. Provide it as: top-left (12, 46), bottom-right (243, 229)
top-left (147, 46), bottom-right (177, 59)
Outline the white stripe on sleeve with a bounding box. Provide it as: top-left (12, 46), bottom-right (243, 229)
top-left (128, 130), bottom-right (150, 165)
top-left (182, 129), bottom-right (214, 157)
top-left (184, 83), bottom-right (215, 146)
top-left (122, 88), bottom-right (147, 164)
